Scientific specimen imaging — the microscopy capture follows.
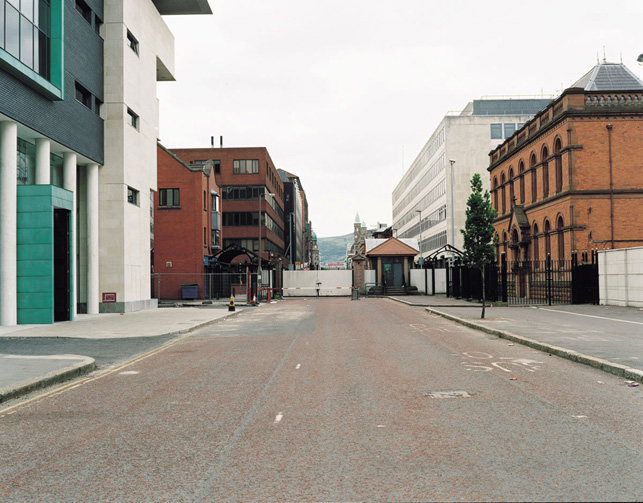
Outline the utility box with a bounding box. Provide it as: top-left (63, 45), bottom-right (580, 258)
top-left (181, 284), bottom-right (199, 300)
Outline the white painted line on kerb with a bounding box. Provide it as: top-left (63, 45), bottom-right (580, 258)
top-left (534, 307), bottom-right (643, 326)
top-left (295, 364), bottom-right (301, 370)
top-left (274, 412), bottom-right (284, 424)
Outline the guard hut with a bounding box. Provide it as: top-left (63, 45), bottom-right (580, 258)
top-left (365, 237), bottom-right (419, 295)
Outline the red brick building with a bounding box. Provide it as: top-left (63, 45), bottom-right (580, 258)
top-left (154, 144), bottom-right (221, 300)
top-left (170, 146), bottom-right (287, 271)
top-left (488, 62), bottom-right (643, 264)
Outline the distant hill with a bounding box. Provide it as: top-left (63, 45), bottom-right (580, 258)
top-left (317, 233), bottom-right (353, 266)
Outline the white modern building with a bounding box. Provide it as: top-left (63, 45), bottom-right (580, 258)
top-left (0, 0), bottom-right (211, 326)
top-left (392, 97), bottom-right (552, 263)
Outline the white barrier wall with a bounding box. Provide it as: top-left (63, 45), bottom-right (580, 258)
top-left (599, 247), bottom-right (643, 307)
top-left (410, 268), bottom-right (447, 294)
top-left (283, 270), bottom-right (353, 297)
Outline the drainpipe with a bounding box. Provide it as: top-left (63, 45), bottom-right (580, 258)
top-left (606, 124), bottom-right (614, 249)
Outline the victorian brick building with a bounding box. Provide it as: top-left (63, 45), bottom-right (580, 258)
top-left (488, 62), bottom-right (643, 264)
top-left (154, 144), bottom-right (221, 300)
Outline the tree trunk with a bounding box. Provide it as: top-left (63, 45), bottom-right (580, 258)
top-left (480, 265), bottom-right (486, 319)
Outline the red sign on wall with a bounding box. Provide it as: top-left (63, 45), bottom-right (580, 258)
top-left (102, 292), bottom-right (117, 303)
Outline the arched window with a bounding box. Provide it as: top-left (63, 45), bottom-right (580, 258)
top-left (557, 216), bottom-right (565, 260)
top-left (494, 233), bottom-right (500, 263)
top-left (544, 219), bottom-right (551, 257)
top-left (542, 146), bottom-right (550, 198)
top-left (501, 172), bottom-right (506, 214)
top-left (509, 168), bottom-right (515, 209)
top-left (502, 231), bottom-right (508, 259)
top-left (532, 223), bottom-right (539, 262)
top-left (493, 177), bottom-right (499, 211)
top-left (530, 153), bottom-right (538, 202)
top-left (554, 138), bottom-right (563, 193)
top-left (518, 161), bottom-right (525, 204)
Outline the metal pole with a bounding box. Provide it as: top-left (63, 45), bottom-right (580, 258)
top-left (449, 159), bottom-right (456, 264)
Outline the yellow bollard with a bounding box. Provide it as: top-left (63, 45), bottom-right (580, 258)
top-left (228, 295), bottom-right (235, 312)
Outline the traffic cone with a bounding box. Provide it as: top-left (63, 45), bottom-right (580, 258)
top-left (252, 294), bottom-right (257, 306)
top-left (228, 295), bottom-right (235, 312)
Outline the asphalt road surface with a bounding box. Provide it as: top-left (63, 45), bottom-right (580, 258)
top-left (1, 298), bottom-right (641, 502)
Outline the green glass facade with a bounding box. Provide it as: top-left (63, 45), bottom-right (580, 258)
top-left (0, 0), bottom-right (64, 99)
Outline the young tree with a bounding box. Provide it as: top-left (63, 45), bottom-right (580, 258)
top-left (460, 173), bottom-right (497, 319)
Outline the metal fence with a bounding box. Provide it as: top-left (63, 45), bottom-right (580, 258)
top-left (152, 272), bottom-right (272, 302)
top-left (448, 252), bottom-right (598, 305)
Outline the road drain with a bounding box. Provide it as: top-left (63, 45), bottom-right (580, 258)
top-left (424, 391), bottom-right (472, 399)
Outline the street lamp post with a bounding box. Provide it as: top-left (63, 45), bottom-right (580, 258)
top-left (416, 209), bottom-right (423, 267)
top-left (258, 190), bottom-right (274, 300)
top-left (449, 159), bottom-right (456, 264)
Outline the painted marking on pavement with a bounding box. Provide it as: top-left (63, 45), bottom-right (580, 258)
top-left (295, 364), bottom-right (301, 369)
top-left (534, 307), bottom-right (643, 326)
top-left (274, 412), bottom-right (284, 424)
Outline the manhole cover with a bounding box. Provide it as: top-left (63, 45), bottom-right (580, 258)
top-left (424, 390), bottom-right (472, 399)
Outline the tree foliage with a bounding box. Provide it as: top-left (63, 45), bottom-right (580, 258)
top-left (460, 173), bottom-right (497, 269)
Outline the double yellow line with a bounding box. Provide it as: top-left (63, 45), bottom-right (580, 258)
top-left (0, 333), bottom-right (190, 419)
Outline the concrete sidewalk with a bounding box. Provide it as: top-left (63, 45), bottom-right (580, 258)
top-left (0, 304), bottom-right (243, 403)
top-left (391, 295), bottom-right (643, 383)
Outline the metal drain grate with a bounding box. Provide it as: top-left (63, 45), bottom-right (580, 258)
top-left (424, 390), bottom-right (472, 399)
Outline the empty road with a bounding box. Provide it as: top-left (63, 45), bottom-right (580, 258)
top-left (1, 298), bottom-right (641, 502)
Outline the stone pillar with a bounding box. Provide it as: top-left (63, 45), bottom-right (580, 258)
top-left (86, 163), bottom-right (99, 314)
top-left (35, 138), bottom-right (51, 185)
top-left (352, 256), bottom-right (366, 294)
top-left (63, 152), bottom-right (77, 319)
top-left (0, 121), bottom-right (18, 325)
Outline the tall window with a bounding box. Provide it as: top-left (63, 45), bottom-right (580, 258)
top-left (542, 146), bottom-right (549, 198)
top-left (557, 216), bottom-right (565, 260)
top-left (518, 161), bottom-right (525, 204)
top-left (532, 223), bottom-right (539, 262)
top-left (530, 153), bottom-right (537, 202)
top-left (493, 177), bottom-right (498, 211)
top-left (509, 168), bottom-right (515, 208)
top-left (1, 0), bottom-right (52, 79)
top-left (554, 139), bottom-right (563, 193)
top-left (159, 188), bottom-right (179, 207)
top-left (501, 172), bottom-right (506, 215)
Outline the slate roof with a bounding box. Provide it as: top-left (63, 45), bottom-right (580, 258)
top-left (571, 62), bottom-right (643, 91)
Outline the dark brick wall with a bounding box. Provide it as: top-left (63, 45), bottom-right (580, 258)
top-left (0, 0), bottom-right (104, 164)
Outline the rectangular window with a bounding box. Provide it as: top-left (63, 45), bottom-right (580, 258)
top-left (0, 3), bottom-right (4, 51)
top-left (127, 186), bottom-right (139, 206)
top-left (213, 160), bottom-right (220, 174)
top-left (75, 0), bottom-right (92, 24)
top-left (75, 82), bottom-right (92, 109)
top-left (6, 4), bottom-right (20, 59)
top-left (233, 159), bottom-right (259, 174)
top-left (94, 97), bottom-right (102, 116)
top-left (490, 124), bottom-right (502, 139)
top-left (126, 108), bottom-right (138, 129)
top-left (504, 123), bottom-right (516, 138)
top-left (159, 188), bottom-right (179, 207)
top-left (126, 30), bottom-right (138, 55)
top-left (94, 15), bottom-right (102, 35)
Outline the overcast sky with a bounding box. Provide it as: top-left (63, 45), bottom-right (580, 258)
top-left (157, 0), bottom-right (643, 238)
